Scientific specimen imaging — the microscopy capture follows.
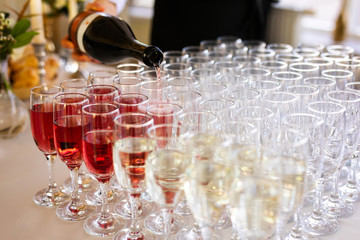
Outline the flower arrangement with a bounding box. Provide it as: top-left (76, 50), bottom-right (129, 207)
top-left (0, 6), bottom-right (38, 60)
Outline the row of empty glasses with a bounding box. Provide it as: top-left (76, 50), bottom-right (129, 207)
top-left (29, 36), bottom-right (360, 240)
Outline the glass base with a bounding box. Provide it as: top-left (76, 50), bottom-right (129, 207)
top-left (339, 183), bottom-right (360, 202)
top-left (323, 196), bottom-right (355, 218)
top-left (64, 173), bottom-right (98, 193)
top-left (113, 228), bottom-right (157, 240)
top-left (56, 200), bottom-right (95, 221)
top-left (144, 212), bottom-right (186, 235)
top-left (284, 231), bottom-right (320, 240)
top-left (302, 212), bottom-right (339, 236)
top-left (175, 199), bottom-right (193, 216)
top-left (177, 227), bottom-right (220, 240)
top-left (114, 199), bottom-right (154, 219)
top-left (215, 212), bottom-right (232, 230)
top-left (86, 188), bottom-right (125, 206)
top-left (84, 213), bottom-right (126, 237)
top-left (33, 187), bottom-right (69, 207)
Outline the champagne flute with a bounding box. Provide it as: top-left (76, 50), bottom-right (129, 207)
top-left (30, 85), bottom-right (69, 207)
top-left (54, 93), bottom-right (95, 221)
top-left (181, 133), bottom-right (233, 240)
top-left (116, 63), bottom-right (144, 77)
top-left (303, 101), bottom-right (346, 236)
top-left (82, 103), bottom-right (125, 237)
top-left (177, 132), bottom-right (229, 240)
top-left (113, 113), bottom-right (157, 240)
top-left (60, 78), bottom-right (98, 193)
top-left (144, 124), bottom-right (189, 236)
top-left (88, 69), bottom-right (118, 85)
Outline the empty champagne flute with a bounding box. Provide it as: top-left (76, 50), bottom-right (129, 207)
top-left (303, 77), bottom-right (336, 100)
top-left (113, 113), bottom-right (157, 240)
top-left (321, 69), bottom-right (353, 90)
top-left (82, 103), bottom-right (125, 237)
top-left (267, 43), bottom-right (293, 54)
top-left (116, 63), bottom-right (144, 77)
top-left (60, 78), bottom-right (87, 93)
top-left (303, 101), bottom-right (346, 236)
top-left (168, 91), bottom-right (202, 113)
top-left (88, 69), bottom-right (118, 85)
top-left (30, 85), bottom-right (69, 207)
top-left (113, 76), bottom-right (142, 94)
top-left (53, 93), bottom-right (95, 221)
top-left (272, 71), bottom-right (303, 90)
top-left (327, 91), bottom-right (360, 205)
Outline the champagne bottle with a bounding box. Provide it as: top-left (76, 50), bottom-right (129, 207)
top-left (68, 11), bottom-right (163, 67)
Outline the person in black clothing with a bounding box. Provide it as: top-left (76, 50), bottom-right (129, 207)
top-left (150, 0), bottom-right (276, 51)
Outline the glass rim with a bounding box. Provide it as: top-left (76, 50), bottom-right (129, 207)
top-left (115, 63), bottom-right (144, 72)
top-left (54, 93), bottom-right (89, 105)
top-left (282, 112), bottom-right (324, 128)
top-left (321, 69), bottom-right (353, 78)
top-left (114, 93), bottom-right (149, 106)
top-left (237, 106), bottom-right (274, 120)
top-left (272, 71), bottom-right (303, 81)
top-left (168, 90), bottom-right (202, 99)
top-left (113, 112), bottom-right (154, 128)
top-left (308, 101), bottom-right (346, 115)
top-left (289, 62), bottom-right (319, 71)
top-left (327, 90), bottom-right (360, 103)
top-left (30, 85), bottom-right (63, 95)
top-left (305, 57), bottom-right (333, 65)
top-left (146, 123), bottom-right (184, 139)
top-left (250, 80), bottom-right (281, 89)
top-left (303, 76), bottom-right (336, 86)
top-left (89, 69), bottom-right (117, 77)
top-left (146, 103), bottom-right (183, 116)
top-left (285, 85), bottom-right (320, 96)
top-left (113, 76), bottom-right (142, 85)
top-left (263, 91), bottom-right (298, 103)
top-left (82, 103), bottom-right (119, 115)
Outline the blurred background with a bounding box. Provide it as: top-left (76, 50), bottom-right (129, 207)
top-left (1, 0), bottom-right (359, 52)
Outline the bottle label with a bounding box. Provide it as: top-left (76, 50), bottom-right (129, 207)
top-left (77, 12), bottom-right (105, 53)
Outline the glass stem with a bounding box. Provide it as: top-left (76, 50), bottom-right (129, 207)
top-left (345, 153), bottom-right (359, 190)
top-left (161, 207), bottom-right (172, 239)
top-left (193, 220), bottom-right (202, 237)
top-left (330, 166), bottom-right (341, 200)
top-left (312, 179), bottom-right (324, 218)
top-left (289, 207), bottom-right (302, 239)
top-left (128, 194), bottom-right (142, 239)
top-left (100, 181), bottom-right (111, 220)
top-left (45, 154), bottom-right (57, 193)
top-left (70, 166), bottom-right (80, 205)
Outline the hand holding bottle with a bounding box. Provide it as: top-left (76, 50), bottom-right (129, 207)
top-left (61, 0), bottom-right (118, 62)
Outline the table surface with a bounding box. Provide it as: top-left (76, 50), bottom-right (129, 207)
top-left (1, 62), bottom-right (360, 240)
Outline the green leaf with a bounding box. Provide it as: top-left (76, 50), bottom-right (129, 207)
top-left (11, 19), bottom-right (31, 37)
top-left (13, 31), bottom-right (38, 48)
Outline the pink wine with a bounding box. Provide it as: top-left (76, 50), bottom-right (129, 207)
top-left (54, 115), bottom-right (83, 169)
top-left (83, 130), bottom-right (114, 183)
top-left (30, 103), bottom-right (56, 154)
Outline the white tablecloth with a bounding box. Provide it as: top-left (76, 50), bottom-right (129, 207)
top-left (1, 124), bottom-right (360, 240)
